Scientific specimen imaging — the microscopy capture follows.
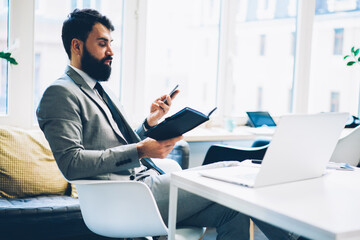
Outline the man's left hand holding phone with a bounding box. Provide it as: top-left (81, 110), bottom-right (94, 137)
top-left (146, 84), bottom-right (179, 127)
top-left (136, 85), bottom-right (182, 160)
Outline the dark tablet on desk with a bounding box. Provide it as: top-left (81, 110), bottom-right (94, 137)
top-left (246, 111), bottom-right (276, 128)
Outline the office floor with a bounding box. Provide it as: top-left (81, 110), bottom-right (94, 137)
top-left (202, 226), bottom-right (268, 240)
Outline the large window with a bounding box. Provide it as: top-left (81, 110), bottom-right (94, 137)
top-left (3, 0), bottom-right (360, 128)
top-left (33, 0), bottom-right (124, 121)
top-left (0, 0), bottom-right (9, 115)
top-left (224, 0), bottom-right (298, 118)
top-left (143, 0), bottom-right (221, 117)
top-left (138, 0), bottom-right (300, 123)
top-left (309, 0), bottom-right (360, 117)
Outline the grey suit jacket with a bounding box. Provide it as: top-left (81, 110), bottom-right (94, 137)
top-left (37, 66), bottom-right (147, 180)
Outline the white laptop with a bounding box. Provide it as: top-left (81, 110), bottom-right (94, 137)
top-left (200, 113), bottom-right (349, 188)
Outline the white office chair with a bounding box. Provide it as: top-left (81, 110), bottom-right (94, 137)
top-left (330, 125), bottom-right (360, 167)
top-left (71, 159), bottom-right (205, 240)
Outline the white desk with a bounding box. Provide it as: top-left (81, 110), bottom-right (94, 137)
top-left (168, 167), bottom-right (360, 240)
top-left (183, 126), bottom-right (352, 142)
top-left (183, 126), bottom-right (275, 142)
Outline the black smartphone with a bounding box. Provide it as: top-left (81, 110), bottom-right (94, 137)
top-left (163, 84), bottom-right (179, 105)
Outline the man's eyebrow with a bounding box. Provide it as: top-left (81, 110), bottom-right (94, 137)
top-left (97, 37), bottom-right (113, 42)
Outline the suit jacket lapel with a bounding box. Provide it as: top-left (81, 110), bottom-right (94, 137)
top-left (103, 85), bottom-right (142, 143)
top-left (65, 66), bottom-right (128, 143)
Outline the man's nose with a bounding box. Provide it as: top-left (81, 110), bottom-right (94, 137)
top-left (106, 46), bottom-right (114, 56)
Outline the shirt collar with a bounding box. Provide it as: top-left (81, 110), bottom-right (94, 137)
top-left (69, 65), bottom-right (97, 89)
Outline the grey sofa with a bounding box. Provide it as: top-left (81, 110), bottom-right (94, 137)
top-left (0, 125), bottom-right (189, 240)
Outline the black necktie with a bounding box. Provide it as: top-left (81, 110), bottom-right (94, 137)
top-left (94, 82), bottom-right (165, 175)
top-left (94, 82), bottom-right (133, 142)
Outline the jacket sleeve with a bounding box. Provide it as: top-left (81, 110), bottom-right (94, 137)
top-left (135, 121), bottom-right (148, 140)
top-left (36, 83), bottom-right (140, 181)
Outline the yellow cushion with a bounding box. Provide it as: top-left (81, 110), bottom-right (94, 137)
top-left (70, 184), bottom-right (78, 198)
top-left (0, 126), bottom-right (71, 198)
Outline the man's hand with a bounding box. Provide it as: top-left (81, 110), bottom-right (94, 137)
top-left (136, 136), bottom-right (183, 159)
top-left (146, 90), bottom-right (180, 127)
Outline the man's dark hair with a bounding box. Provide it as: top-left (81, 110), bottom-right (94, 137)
top-left (61, 9), bottom-right (115, 59)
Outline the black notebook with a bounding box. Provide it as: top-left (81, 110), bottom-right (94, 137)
top-left (144, 107), bottom-right (217, 140)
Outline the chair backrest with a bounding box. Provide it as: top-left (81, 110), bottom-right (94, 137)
top-left (202, 144), bottom-right (268, 165)
top-left (330, 126), bottom-right (360, 167)
top-left (73, 180), bottom-right (168, 238)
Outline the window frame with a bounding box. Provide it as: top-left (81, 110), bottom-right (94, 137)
top-left (0, 0), bottom-right (9, 115)
top-left (131, 0), bottom-right (318, 120)
top-left (0, 0), bottom-right (36, 128)
top-left (2, 0), bottom-right (353, 129)
top-left (333, 27), bottom-right (344, 56)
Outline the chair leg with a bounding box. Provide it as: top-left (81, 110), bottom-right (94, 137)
top-left (128, 238), bottom-right (153, 240)
top-left (198, 227), bottom-right (207, 240)
top-left (154, 236), bottom-right (166, 240)
top-left (250, 219), bottom-right (255, 240)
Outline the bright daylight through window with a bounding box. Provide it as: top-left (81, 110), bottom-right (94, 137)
top-left (145, 0), bottom-right (360, 122)
top-left (309, 0), bottom-right (360, 117)
top-left (33, 0), bottom-right (123, 122)
top-left (3, 0), bottom-right (360, 127)
top-left (225, 0), bottom-right (298, 118)
top-left (0, 0), bottom-right (9, 115)
top-left (144, 0), bottom-right (221, 117)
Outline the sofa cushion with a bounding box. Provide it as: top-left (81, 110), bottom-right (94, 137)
top-left (0, 195), bottom-right (80, 216)
top-left (0, 126), bottom-right (70, 198)
top-left (0, 195), bottom-right (90, 240)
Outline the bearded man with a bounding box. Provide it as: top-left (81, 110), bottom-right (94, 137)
top-left (36, 8), bottom-right (303, 240)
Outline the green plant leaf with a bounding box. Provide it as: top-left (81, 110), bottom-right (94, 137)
top-left (351, 46), bottom-right (355, 53)
top-left (347, 61), bottom-right (356, 66)
top-left (344, 55), bottom-right (350, 59)
top-left (8, 58), bottom-right (18, 65)
top-left (0, 51), bottom-right (10, 58)
top-left (358, 56), bottom-right (360, 62)
top-left (355, 49), bottom-right (360, 56)
top-left (0, 51), bottom-right (18, 65)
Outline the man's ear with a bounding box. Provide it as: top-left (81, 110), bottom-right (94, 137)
top-left (71, 38), bottom-right (83, 56)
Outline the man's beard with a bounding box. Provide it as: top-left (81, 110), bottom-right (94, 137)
top-left (81, 45), bottom-right (112, 82)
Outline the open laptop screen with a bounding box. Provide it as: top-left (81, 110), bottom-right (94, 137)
top-left (246, 111), bottom-right (276, 128)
